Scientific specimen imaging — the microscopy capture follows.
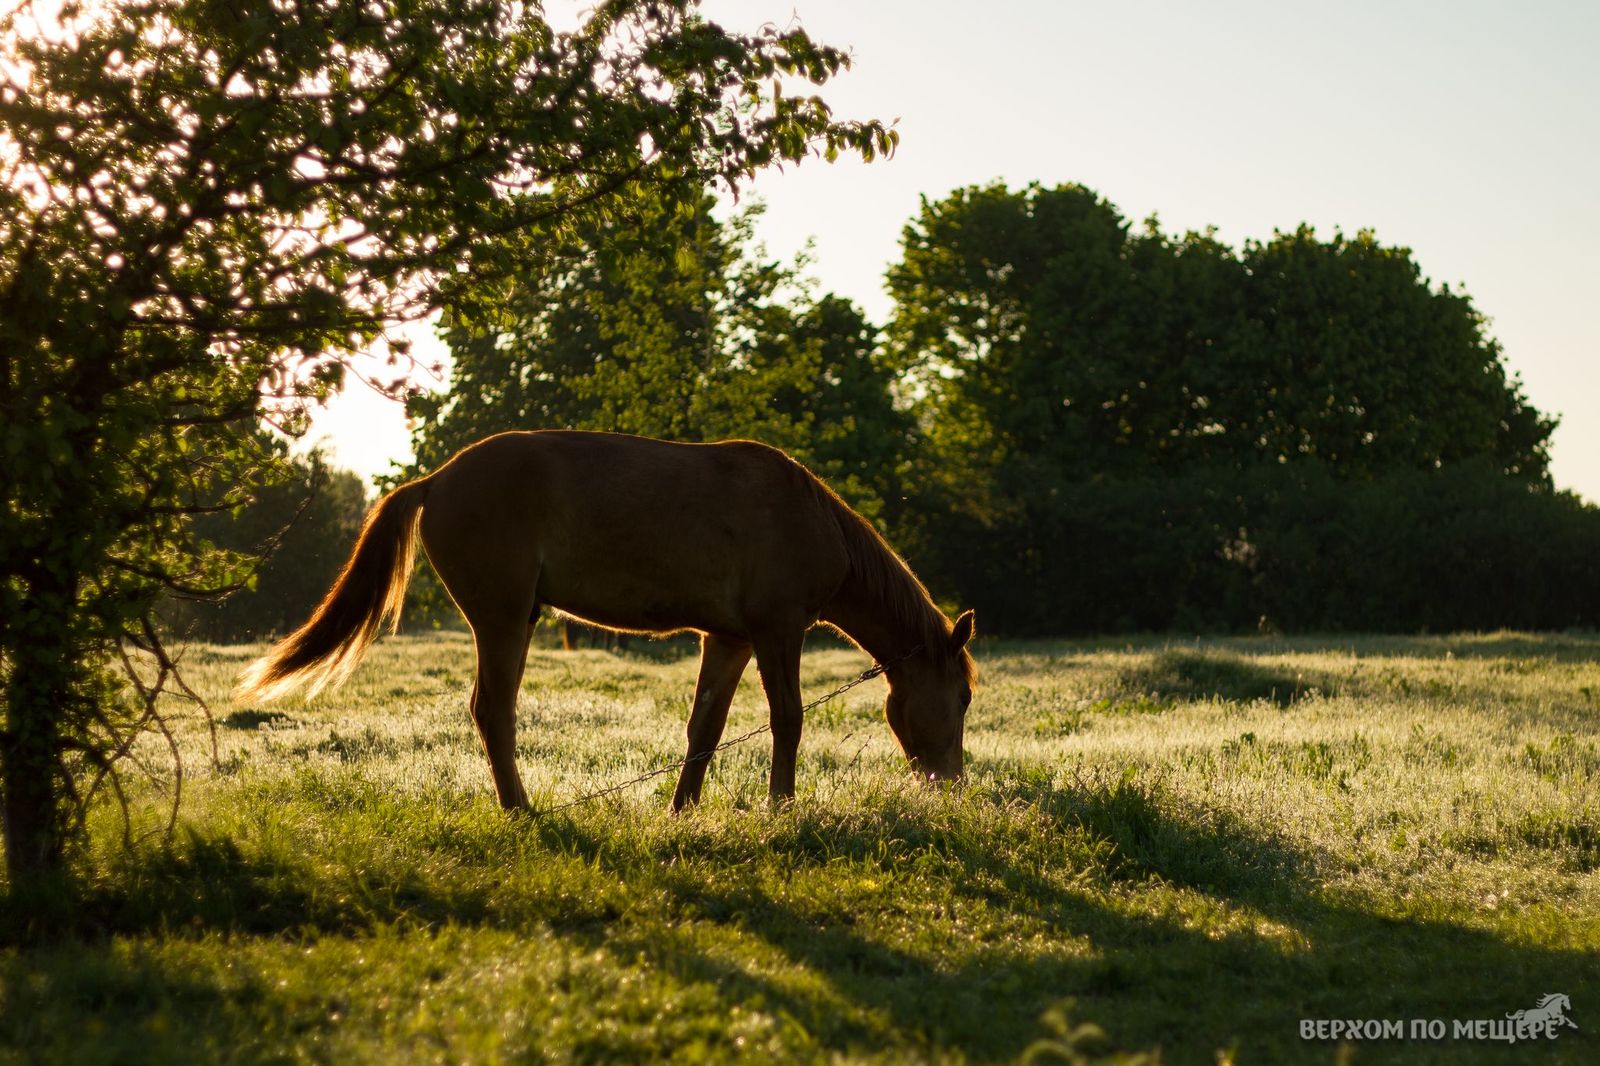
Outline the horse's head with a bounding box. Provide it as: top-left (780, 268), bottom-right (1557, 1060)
top-left (884, 610), bottom-right (976, 782)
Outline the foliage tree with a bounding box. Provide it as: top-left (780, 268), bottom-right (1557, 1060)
top-left (412, 194), bottom-right (791, 463)
top-left (170, 447), bottom-right (369, 644)
top-left (1237, 226), bottom-right (1553, 478)
top-left (889, 182), bottom-right (1574, 634)
top-left (752, 292), bottom-right (913, 521)
top-left (409, 192), bottom-right (911, 515)
top-left (405, 190), bottom-right (912, 628)
top-left (928, 461), bottom-right (1600, 636)
top-left (0, 0), bottom-right (893, 883)
top-left (889, 182), bottom-right (1554, 496)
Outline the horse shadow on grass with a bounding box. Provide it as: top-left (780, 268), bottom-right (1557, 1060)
top-left (218, 708), bottom-right (296, 730)
top-left (4, 780), bottom-right (1597, 1063)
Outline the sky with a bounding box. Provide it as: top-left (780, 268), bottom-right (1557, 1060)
top-left (310, 0), bottom-right (1600, 502)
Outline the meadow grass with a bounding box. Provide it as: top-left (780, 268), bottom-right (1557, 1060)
top-left (2, 631), bottom-right (1597, 1063)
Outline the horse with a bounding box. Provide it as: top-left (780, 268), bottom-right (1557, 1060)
top-left (235, 430), bottom-right (977, 810)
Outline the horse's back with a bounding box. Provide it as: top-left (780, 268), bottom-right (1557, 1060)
top-left (445, 430), bottom-right (819, 528)
top-left (419, 431), bottom-right (850, 635)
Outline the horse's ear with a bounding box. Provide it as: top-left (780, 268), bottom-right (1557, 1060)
top-left (950, 610), bottom-right (975, 651)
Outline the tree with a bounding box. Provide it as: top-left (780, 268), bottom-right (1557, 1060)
top-left (405, 192), bottom-right (913, 634)
top-left (887, 182), bottom-right (1569, 634)
top-left (0, 0), bottom-right (893, 882)
top-left (170, 446), bottom-right (369, 644)
top-left (410, 192), bottom-right (911, 516)
top-left (1237, 226), bottom-right (1553, 479)
top-left (411, 193), bottom-right (789, 466)
top-left (889, 182), bottom-right (1553, 492)
top-left (750, 293), bottom-right (914, 523)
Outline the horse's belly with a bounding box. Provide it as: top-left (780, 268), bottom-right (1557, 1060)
top-left (535, 557), bottom-right (744, 637)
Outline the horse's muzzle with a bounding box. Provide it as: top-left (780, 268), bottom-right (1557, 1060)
top-left (910, 752), bottom-right (964, 784)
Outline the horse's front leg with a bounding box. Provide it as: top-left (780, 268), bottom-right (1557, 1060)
top-left (752, 630), bottom-right (805, 803)
top-left (671, 633), bottom-right (752, 811)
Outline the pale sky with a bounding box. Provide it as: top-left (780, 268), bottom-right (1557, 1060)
top-left (310, 0), bottom-right (1600, 502)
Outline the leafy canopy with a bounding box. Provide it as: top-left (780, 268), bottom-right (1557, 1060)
top-left (889, 182), bottom-right (1554, 497)
top-left (886, 182), bottom-right (1575, 635)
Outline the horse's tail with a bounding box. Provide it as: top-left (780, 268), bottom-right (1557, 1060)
top-left (234, 476), bottom-right (432, 704)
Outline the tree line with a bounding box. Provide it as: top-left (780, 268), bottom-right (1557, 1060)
top-left (197, 180), bottom-right (1600, 642)
top-left (380, 181), bottom-right (1596, 635)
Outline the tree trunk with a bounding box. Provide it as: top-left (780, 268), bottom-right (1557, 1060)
top-left (2, 668), bottom-right (66, 882)
top-left (1, 565), bottom-right (75, 885)
top-left (2, 739), bottom-right (62, 881)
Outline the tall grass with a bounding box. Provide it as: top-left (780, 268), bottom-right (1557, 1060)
top-left (3, 632), bottom-right (1596, 1062)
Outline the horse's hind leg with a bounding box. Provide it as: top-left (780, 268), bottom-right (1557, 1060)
top-left (672, 634), bottom-right (752, 811)
top-left (468, 615), bottom-right (536, 810)
top-left (417, 490), bottom-right (540, 810)
top-left (752, 629), bottom-right (805, 803)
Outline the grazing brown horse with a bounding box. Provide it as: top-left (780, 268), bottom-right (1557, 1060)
top-left (236, 431), bottom-right (976, 809)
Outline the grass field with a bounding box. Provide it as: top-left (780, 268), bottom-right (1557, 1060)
top-left (2, 630), bottom-right (1598, 1063)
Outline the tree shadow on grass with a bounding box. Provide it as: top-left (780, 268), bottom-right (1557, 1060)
top-left (0, 939), bottom-right (266, 1063)
top-left (1167, 632), bottom-right (1600, 665)
top-left (4, 781), bottom-right (1597, 1064)
top-left (1319, 632), bottom-right (1600, 664)
top-left (534, 781), bottom-right (1600, 1062)
top-left (1001, 632), bottom-right (1600, 669)
top-left (1117, 649), bottom-right (1345, 707)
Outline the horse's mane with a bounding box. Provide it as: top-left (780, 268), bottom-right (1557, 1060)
top-left (801, 468), bottom-right (977, 685)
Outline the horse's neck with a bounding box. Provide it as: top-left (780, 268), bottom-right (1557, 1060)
top-left (820, 569), bottom-right (927, 665)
